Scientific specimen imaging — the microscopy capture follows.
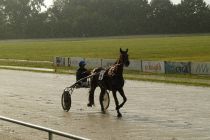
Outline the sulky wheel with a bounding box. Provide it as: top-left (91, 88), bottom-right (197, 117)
top-left (61, 90), bottom-right (71, 112)
top-left (103, 90), bottom-right (110, 110)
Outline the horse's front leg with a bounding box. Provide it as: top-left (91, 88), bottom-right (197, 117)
top-left (117, 88), bottom-right (127, 109)
top-left (112, 90), bottom-right (122, 117)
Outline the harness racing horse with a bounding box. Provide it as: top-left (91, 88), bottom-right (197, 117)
top-left (88, 48), bottom-right (130, 117)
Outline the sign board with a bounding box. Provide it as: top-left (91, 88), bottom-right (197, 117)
top-left (191, 62), bottom-right (210, 75)
top-left (54, 57), bottom-right (65, 66)
top-left (142, 61), bottom-right (165, 73)
top-left (125, 60), bottom-right (142, 71)
top-left (101, 59), bottom-right (115, 68)
top-left (53, 56), bottom-right (210, 76)
top-left (70, 57), bottom-right (84, 67)
top-left (85, 58), bottom-right (102, 68)
top-left (165, 61), bottom-right (190, 74)
top-left (54, 57), bottom-right (70, 67)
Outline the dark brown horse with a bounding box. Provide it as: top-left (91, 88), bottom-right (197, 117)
top-left (88, 48), bottom-right (130, 117)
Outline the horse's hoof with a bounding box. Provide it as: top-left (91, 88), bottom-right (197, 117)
top-left (117, 113), bottom-right (122, 118)
top-left (87, 103), bottom-right (93, 107)
top-left (102, 111), bottom-right (106, 114)
top-left (101, 109), bottom-right (106, 114)
top-left (118, 104), bottom-right (123, 109)
top-left (116, 106), bottom-right (120, 110)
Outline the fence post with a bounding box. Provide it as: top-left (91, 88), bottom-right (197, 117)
top-left (49, 132), bottom-right (53, 140)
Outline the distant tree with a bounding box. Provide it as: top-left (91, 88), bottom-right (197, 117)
top-left (176, 0), bottom-right (210, 33)
top-left (47, 0), bottom-right (151, 37)
top-left (0, 0), bottom-right (45, 38)
top-left (115, 0), bottom-right (151, 35)
top-left (1, 0), bottom-right (210, 39)
top-left (0, 4), bottom-right (6, 38)
top-left (149, 0), bottom-right (176, 33)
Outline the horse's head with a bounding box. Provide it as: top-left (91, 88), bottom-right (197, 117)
top-left (119, 48), bottom-right (130, 67)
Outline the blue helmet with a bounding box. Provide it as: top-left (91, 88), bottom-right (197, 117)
top-left (79, 60), bottom-right (86, 67)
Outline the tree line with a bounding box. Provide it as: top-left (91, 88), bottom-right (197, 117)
top-left (0, 0), bottom-right (210, 39)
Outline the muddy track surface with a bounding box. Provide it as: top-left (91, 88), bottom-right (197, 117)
top-left (0, 69), bottom-right (210, 140)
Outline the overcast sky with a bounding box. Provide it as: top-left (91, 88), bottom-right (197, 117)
top-left (148, 0), bottom-right (210, 4)
top-left (44, 0), bottom-right (210, 8)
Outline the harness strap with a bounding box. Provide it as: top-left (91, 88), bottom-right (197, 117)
top-left (107, 64), bottom-right (120, 77)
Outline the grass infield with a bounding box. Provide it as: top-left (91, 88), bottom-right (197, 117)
top-left (0, 34), bottom-right (210, 62)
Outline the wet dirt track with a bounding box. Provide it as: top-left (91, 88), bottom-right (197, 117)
top-left (0, 69), bottom-right (210, 140)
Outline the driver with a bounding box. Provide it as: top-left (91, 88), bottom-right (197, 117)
top-left (76, 60), bottom-right (90, 87)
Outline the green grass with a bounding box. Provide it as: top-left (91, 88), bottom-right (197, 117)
top-left (1, 34), bottom-right (210, 87)
top-left (0, 34), bottom-right (210, 62)
top-left (0, 60), bottom-right (53, 68)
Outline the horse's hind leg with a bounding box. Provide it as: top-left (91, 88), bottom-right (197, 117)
top-left (99, 88), bottom-right (106, 113)
top-left (118, 88), bottom-right (127, 109)
top-left (112, 90), bottom-right (122, 117)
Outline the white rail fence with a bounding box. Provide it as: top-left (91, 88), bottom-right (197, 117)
top-left (0, 116), bottom-right (90, 140)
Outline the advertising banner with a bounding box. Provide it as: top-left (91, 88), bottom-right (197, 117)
top-left (125, 60), bottom-right (142, 71)
top-left (70, 57), bottom-right (84, 67)
top-left (64, 57), bottom-right (70, 67)
top-left (101, 59), bottom-right (115, 68)
top-left (85, 58), bottom-right (102, 68)
top-left (142, 61), bottom-right (165, 73)
top-left (54, 57), bottom-right (65, 66)
top-left (165, 61), bottom-right (190, 74)
top-left (191, 62), bottom-right (210, 75)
